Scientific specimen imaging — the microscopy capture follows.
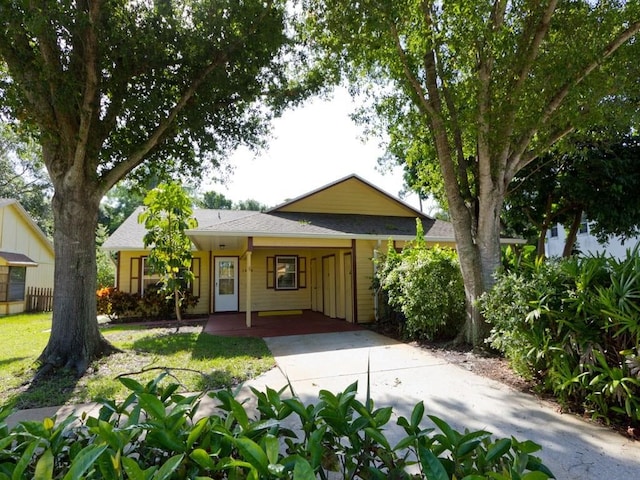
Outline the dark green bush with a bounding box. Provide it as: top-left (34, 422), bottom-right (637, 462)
top-left (0, 374), bottom-right (554, 479)
top-left (97, 286), bottom-right (199, 322)
top-left (376, 220), bottom-right (466, 342)
top-left (480, 249), bottom-right (640, 425)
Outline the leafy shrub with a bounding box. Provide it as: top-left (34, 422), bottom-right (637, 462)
top-left (0, 374), bottom-right (554, 479)
top-left (376, 220), bottom-right (465, 341)
top-left (96, 286), bottom-right (199, 322)
top-left (480, 249), bottom-right (640, 426)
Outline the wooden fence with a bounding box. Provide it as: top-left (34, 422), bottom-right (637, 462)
top-left (26, 287), bottom-right (53, 313)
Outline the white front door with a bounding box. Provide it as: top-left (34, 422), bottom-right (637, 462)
top-left (214, 257), bottom-right (238, 312)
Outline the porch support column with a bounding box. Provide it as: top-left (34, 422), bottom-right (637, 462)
top-left (246, 237), bottom-right (253, 328)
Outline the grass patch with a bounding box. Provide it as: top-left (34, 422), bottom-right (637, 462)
top-left (0, 313), bottom-right (275, 410)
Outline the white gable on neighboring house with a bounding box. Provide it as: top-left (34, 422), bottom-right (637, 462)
top-left (0, 199), bottom-right (55, 315)
top-left (545, 222), bottom-right (640, 260)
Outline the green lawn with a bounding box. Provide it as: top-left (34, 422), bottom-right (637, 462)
top-left (0, 313), bottom-right (275, 409)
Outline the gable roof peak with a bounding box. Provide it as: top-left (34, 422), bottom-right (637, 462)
top-left (267, 173), bottom-right (431, 219)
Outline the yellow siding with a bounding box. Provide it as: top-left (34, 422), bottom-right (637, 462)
top-left (275, 177), bottom-right (416, 216)
top-left (243, 250), bottom-right (313, 312)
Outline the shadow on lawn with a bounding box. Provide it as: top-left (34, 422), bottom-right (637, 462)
top-left (130, 330), bottom-right (272, 361)
top-left (123, 331), bottom-right (272, 392)
top-left (10, 365), bottom-right (81, 410)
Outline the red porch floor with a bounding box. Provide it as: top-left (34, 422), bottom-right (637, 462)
top-left (202, 310), bottom-right (363, 338)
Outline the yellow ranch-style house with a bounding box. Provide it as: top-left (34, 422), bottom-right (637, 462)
top-left (102, 175), bottom-right (457, 327)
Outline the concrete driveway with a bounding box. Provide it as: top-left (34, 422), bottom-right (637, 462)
top-left (261, 330), bottom-right (640, 480)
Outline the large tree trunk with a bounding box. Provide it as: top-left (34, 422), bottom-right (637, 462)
top-left (452, 193), bottom-right (503, 346)
top-left (38, 184), bottom-right (117, 376)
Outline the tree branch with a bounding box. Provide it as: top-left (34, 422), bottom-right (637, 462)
top-left (71, 0), bottom-right (102, 181)
top-left (498, 0), bottom-right (558, 164)
top-left (509, 19), bottom-right (640, 175)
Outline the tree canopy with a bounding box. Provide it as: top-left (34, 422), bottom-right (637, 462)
top-left (504, 134), bottom-right (640, 257)
top-left (305, 0), bottom-right (640, 343)
top-left (0, 0), bottom-right (318, 373)
top-left (0, 124), bottom-right (53, 236)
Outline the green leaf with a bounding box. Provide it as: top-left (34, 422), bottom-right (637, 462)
top-left (516, 439), bottom-right (542, 454)
top-left (525, 457), bottom-right (555, 477)
top-left (12, 440), bottom-right (39, 480)
top-left (62, 444), bottom-right (108, 480)
top-left (521, 472), bottom-right (552, 480)
top-left (121, 457), bottom-right (146, 480)
top-left (418, 446), bottom-right (449, 480)
top-left (33, 448), bottom-right (54, 480)
top-left (293, 457), bottom-right (316, 479)
top-left (187, 417), bottom-right (210, 450)
top-left (486, 438), bottom-right (512, 463)
top-left (233, 437), bottom-right (269, 475)
top-left (263, 435), bottom-right (280, 465)
top-left (364, 427), bottom-right (391, 450)
top-left (152, 454), bottom-right (185, 480)
top-left (282, 398), bottom-right (310, 421)
top-left (119, 377), bottom-right (145, 393)
top-left (411, 401), bottom-right (425, 429)
top-left (428, 415), bottom-right (459, 445)
top-left (138, 393), bottom-right (167, 420)
top-left (190, 449), bottom-right (216, 470)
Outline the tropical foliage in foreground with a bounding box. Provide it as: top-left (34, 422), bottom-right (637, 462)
top-left (480, 247), bottom-right (640, 427)
top-left (0, 374), bottom-right (553, 479)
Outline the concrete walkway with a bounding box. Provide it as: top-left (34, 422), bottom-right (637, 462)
top-left (7, 330), bottom-right (640, 478)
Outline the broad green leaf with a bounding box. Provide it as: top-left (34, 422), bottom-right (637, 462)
top-left (152, 454), bottom-right (185, 480)
top-left (33, 448), bottom-right (54, 480)
top-left (62, 444), bottom-right (108, 480)
top-left (418, 446), bottom-right (449, 480)
top-left (138, 393), bottom-right (167, 420)
top-left (119, 377), bottom-right (145, 393)
top-left (364, 427), bottom-right (391, 450)
top-left (522, 472), bottom-right (552, 480)
top-left (411, 401), bottom-right (425, 429)
top-left (233, 437), bottom-right (269, 475)
top-left (12, 440), bottom-right (39, 480)
top-left (263, 435), bottom-right (280, 465)
top-left (121, 457), bottom-right (146, 480)
top-left (486, 438), bottom-right (512, 463)
top-left (190, 448), bottom-right (216, 470)
top-left (293, 457), bottom-right (316, 480)
top-left (428, 415), bottom-right (459, 444)
top-left (187, 417), bottom-right (210, 450)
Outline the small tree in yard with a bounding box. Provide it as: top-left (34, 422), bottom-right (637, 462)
top-left (139, 183), bottom-right (198, 325)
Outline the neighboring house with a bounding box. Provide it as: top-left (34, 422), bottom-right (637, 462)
top-left (545, 220), bottom-right (640, 260)
top-left (103, 174), bottom-right (458, 325)
top-left (0, 199), bottom-right (55, 316)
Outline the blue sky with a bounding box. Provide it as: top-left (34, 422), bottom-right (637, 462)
top-left (206, 88), bottom-right (422, 210)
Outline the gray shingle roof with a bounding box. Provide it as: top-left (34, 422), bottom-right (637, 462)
top-left (197, 211), bottom-right (454, 240)
top-left (102, 208), bottom-right (258, 249)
